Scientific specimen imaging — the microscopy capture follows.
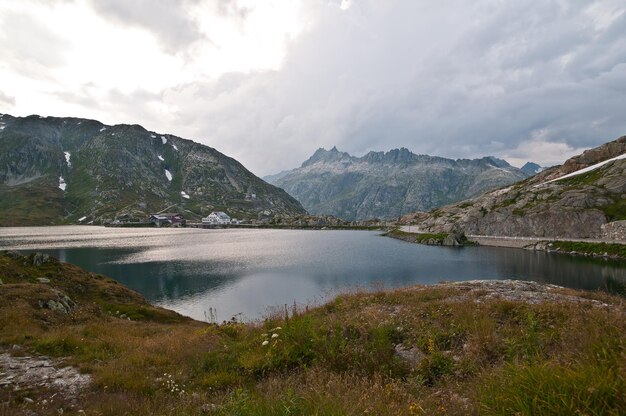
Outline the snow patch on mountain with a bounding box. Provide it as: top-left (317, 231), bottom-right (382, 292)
top-left (544, 153), bottom-right (626, 185)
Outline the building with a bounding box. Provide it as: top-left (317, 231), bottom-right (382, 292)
top-left (202, 211), bottom-right (231, 225)
top-left (149, 213), bottom-right (185, 227)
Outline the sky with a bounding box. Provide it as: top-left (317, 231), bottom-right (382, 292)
top-left (1, 0), bottom-right (625, 176)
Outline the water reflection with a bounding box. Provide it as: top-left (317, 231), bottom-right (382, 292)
top-left (1, 226), bottom-right (624, 321)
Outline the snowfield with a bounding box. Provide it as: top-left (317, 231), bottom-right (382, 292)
top-left (58, 176), bottom-right (66, 191)
top-left (165, 169), bottom-right (173, 181)
top-left (545, 153), bottom-right (626, 184)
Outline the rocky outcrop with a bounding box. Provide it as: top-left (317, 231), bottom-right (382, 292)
top-left (602, 221), bottom-right (626, 240)
top-left (0, 353), bottom-right (91, 400)
top-left (414, 136), bottom-right (626, 239)
top-left (0, 114), bottom-right (305, 225)
top-left (266, 147), bottom-right (529, 221)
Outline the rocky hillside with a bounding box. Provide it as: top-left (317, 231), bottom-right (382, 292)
top-left (266, 147), bottom-right (529, 221)
top-left (412, 135), bottom-right (626, 238)
top-left (0, 114), bottom-right (305, 225)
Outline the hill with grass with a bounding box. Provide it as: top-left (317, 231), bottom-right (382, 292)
top-left (1, 251), bottom-right (624, 415)
top-left (0, 114), bottom-right (305, 226)
top-left (265, 147), bottom-right (530, 221)
top-left (410, 135), bottom-right (626, 239)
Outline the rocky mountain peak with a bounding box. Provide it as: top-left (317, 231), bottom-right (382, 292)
top-left (0, 114), bottom-right (306, 225)
top-left (520, 162), bottom-right (544, 176)
top-left (301, 146), bottom-right (353, 167)
top-left (268, 146), bottom-right (528, 221)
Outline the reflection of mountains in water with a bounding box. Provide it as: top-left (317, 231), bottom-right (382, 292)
top-left (29, 244), bottom-right (626, 307)
top-left (492, 248), bottom-right (626, 291)
top-left (29, 247), bottom-right (244, 302)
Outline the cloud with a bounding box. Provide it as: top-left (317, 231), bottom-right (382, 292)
top-left (0, 91), bottom-right (15, 106)
top-left (152, 0), bottom-right (626, 175)
top-left (86, 0), bottom-right (205, 53)
top-left (2, 0), bottom-right (626, 176)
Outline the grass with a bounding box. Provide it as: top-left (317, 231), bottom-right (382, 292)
top-left (387, 229), bottom-right (449, 244)
top-left (0, 251), bottom-right (625, 415)
top-left (602, 199), bottom-right (626, 221)
top-left (550, 241), bottom-right (626, 258)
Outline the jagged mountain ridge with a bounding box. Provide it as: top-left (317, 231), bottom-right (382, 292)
top-left (266, 146), bottom-right (529, 221)
top-left (0, 114), bottom-right (305, 226)
top-left (413, 135), bottom-right (626, 238)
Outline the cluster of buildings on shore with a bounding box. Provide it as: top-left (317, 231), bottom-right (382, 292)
top-left (148, 211), bottom-right (239, 227)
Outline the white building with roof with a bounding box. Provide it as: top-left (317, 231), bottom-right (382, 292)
top-left (202, 211), bottom-right (231, 225)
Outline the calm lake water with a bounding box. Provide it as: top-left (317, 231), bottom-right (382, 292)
top-left (1, 226), bottom-right (625, 321)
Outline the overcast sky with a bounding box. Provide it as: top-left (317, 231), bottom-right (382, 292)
top-left (1, 0), bottom-right (625, 176)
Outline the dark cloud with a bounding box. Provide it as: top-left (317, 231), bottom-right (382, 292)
top-left (160, 0), bottom-right (626, 175)
top-left (12, 0), bottom-right (624, 176)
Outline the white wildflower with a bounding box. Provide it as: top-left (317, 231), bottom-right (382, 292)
top-left (262, 340), bottom-right (269, 346)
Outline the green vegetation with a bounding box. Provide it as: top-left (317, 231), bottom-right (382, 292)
top-left (559, 167), bottom-right (607, 187)
top-left (1, 252), bottom-right (625, 415)
top-left (550, 241), bottom-right (626, 259)
top-left (602, 199), bottom-right (626, 221)
top-left (387, 229), bottom-right (449, 245)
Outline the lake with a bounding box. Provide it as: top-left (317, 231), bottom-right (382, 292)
top-left (1, 226), bottom-right (624, 321)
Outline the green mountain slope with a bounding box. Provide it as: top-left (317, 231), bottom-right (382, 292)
top-left (0, 114), bottom-right (305, 225)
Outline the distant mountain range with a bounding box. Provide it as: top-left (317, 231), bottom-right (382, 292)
top-left (412, 135), bottom-right (626, 238)
top-left (520, 162), bottom-right (546, 176)
top-left (265, 147), bottom-right (533, 221)
top-left (0, 114), bottom-right (305, 226)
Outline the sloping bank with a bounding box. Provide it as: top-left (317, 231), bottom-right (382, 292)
top-left (0, 251), bottom-right (624, 415)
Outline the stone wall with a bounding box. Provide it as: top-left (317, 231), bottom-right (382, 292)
top-left (601, 221), bottom-right (626, 241)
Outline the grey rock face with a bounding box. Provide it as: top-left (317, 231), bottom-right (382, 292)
top-left (38, 291), bottom-right (76, 314)
top-left (415, 136), bottom-right (626, 239)
top-left (267, 147), bottom-right (528, 221)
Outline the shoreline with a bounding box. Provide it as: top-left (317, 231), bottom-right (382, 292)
top-left (389, 228), bottom-right (626, 260)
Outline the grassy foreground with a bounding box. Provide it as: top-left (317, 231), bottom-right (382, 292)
top-left (0, 252), bottom-right (625, 415)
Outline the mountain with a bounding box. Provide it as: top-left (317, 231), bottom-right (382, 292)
top-left (265, 147), bottom-right (529, 221)
top-left (0, 114), bottom-right (305, 226)
top-left (412, 135), bottom-right (626, 238)
top-left (520, 162), bottom-right (545, 176)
